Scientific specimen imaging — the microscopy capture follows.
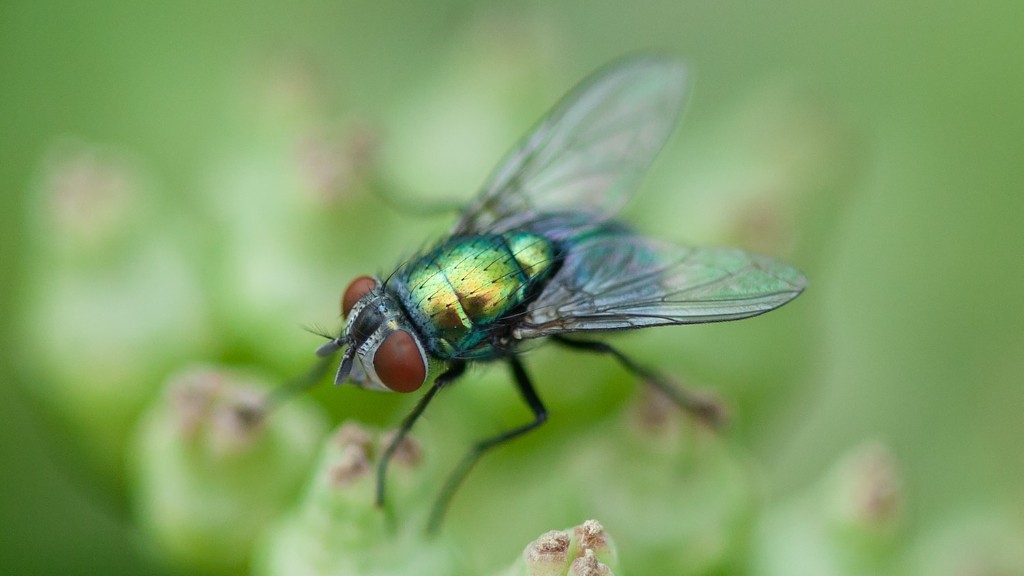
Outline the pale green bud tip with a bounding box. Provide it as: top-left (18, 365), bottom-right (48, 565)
top-left (829, 442), bottom-right (903, 536)
top-left (317, 424), bottom-right (423, 492)
top-left (326, 422), bottom-right (375, 487)
top-left (167, 367), bottom-right (268, 455)
top-left (298, 422), bottom-right (425, 522)
top-left (573, 520), bottom-right (616, 566)
top-left (134, 365), bottom-right (328, 573)
top-left (296, 121), bottom-right (380, 205)
top-left (523, 529), bottom-right (572, 576)
top-left (321, 423), bottom-right (423, 489)
top-left (569, 549), bottom-right (613, 576)
top-left (254, 423), bottom-right (454, 576)
top-left (35, 138), bottom-right (144, 247)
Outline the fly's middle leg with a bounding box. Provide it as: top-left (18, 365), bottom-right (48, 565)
top-left (377, 361), bottom-right (466, 509)
top-left (427, 355), bottom-right (547, 533)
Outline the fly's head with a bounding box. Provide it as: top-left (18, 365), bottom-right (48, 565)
top-left (317, 276), bottom-right (429, 393)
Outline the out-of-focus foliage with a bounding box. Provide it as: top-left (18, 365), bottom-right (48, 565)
top-left (2, 1), bottom-right (1023, 575)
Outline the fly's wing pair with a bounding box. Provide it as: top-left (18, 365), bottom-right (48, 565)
top-left (452, 57), bottom-right (688, 235)
top-left (454, 57), bottom-right (806, 339)
top-left (515, 234), bottom-right (807, 338)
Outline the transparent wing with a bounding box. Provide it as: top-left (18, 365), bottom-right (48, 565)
top-left (453, 57), bottom-right (689, 235)
top-left (514, 233), bottom-right (807, 339)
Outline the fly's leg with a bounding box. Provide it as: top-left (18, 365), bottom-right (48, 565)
top-left (243, 355), bottom-right (334, 425)
top-left (553, 336), bottom-right (725, 428)
top-left (376, 361), bottom-right (466, 508)
top-left (427, 355), bottom-right (548, 533)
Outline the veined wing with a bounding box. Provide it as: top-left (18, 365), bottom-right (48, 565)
top-left (453, 57), bottom-right (689, 235)
top-left (514, 232), bottom-right (807, 339)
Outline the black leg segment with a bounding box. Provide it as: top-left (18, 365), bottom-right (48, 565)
top-left (552, 335), bottom-right (725, 427)
top-left (376, 361), bottom-right (467, 508)
top-left (427, 355), bottom-right (548, 533)
top-left (251, 354), bottom-right (334, 424)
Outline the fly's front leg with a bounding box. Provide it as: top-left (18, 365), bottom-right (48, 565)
top-left (553, 336), bottom-right (725, 428)
top-left (242, 355), bottom-right (334, 426)
top-left (427, 355), bottom-right (548, 533)
top-left (376, 361), bottom-right (466, 508)
top-left (267, 356), bottom-right (333, 408)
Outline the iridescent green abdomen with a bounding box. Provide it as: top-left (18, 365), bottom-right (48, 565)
top-left (390, 232), bottom-right (556, 359)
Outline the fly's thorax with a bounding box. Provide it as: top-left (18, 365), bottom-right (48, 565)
top-left (337, 276), bottom-right (431, 393)
top-left (391, 232), bottom-right (557, 359)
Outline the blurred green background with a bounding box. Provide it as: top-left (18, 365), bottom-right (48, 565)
top-left (2, 1), bottom-right (1023, 574)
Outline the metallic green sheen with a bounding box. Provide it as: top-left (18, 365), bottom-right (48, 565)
top-left (389, 232), bottom-right (555, 359)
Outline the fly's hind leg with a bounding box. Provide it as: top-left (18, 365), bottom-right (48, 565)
top-left (552, 336), bottom-right (726, 428)
top-left (427, 355), bottom-right (548, 533)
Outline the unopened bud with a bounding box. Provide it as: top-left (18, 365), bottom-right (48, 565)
top-left (828, 442), bottom-right (904, 543)
top-left (133, 365), bottom-right (328, 574)
top-left (573, 520), bottom-right (616, 568)
top-left (569, 549), bottom-right (613, 576)
top-left (255, 422), bottom-right (457, 576)
top-left (501, 520), bottom-right (619, 576)
top-left (523, 530), bottom-right (572, 576)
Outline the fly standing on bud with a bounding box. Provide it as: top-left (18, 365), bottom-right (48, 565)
top-left (316, 57), bottom-right (806, 531)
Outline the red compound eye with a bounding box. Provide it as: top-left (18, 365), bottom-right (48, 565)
top-left (341, 275), bottom-right (377, 317)
top-left (373, 330), bottom-right (426, 393)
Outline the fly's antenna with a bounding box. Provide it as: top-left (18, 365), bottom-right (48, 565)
top-left (331, 345), bottom-right (357, 386)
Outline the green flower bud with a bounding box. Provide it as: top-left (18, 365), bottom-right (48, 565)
top-left (255, 421), bottom-right (458, 576)
top-left (18, 139), bottom-right (208, 488)
top-left (825, 442), bottom-right (904, 550)
top-left (569, 549), bottom-right (613, 576)
top-left (572, 520), bottom-right (617, 569)
top-left (520, 529), bottom-right (572, 576)
top-left (562, 388), bottom-right (756, 575)
top-left (132, 366), bottom-right (328, 575)
top-left (751, 441), bottom-right (906, 576)
top-left (435, 381), bottom-right (754, 575)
